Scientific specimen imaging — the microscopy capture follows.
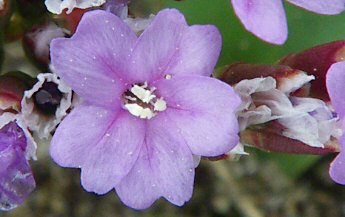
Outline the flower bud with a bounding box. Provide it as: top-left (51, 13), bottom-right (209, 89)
top-left (23, 22), bottom-right (69, 71)
top-left (279, 40), bottom-right (345, 101)
top-left (240, 121), bottom-right (339, 154)
top-left (0, 72), bottom-right (35, 114)
top-left (221, 63), bottom-right (313, 97)
top-left (231, 71), bottom-right (340, 155)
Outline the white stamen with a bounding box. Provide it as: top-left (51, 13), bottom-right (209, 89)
top-left (124, 81), bottom-right (167, 119)
top-left (125, 104), bottom-right (154, 119)
top-left (130, 84), bottom-right (156, 103)
top-left (165, 74), bottom-right (172, 80)
top-left (154, 98), bottom-right (167, 112)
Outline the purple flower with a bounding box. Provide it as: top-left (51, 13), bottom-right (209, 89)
top-left (326, 61), bottom-right (345, 184)
top-left (231, 0), bottom-right (345, 44)
top-left (49, 9), bottom-right (241, 209)
top-left (0, 122), bottom-right (36, 211)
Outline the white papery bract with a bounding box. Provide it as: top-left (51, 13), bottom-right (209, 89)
top-left (235, 75), bottom-right (340, 148)
top-left (45, 0), bottom-right (106, 14)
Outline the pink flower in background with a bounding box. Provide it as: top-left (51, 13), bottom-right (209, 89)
top-left (231, 0), bottom-right (345, 44)
top-left (49, 9), bottom-right (241, 209)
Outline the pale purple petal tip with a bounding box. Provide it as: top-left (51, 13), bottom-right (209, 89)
top-left (330, 134), bottom-right (345, 184)
top-left (287, 0), bottom-right (345, 15)
top-left (128, 8), bottom-right (222, 81)
top-left (326, 61), bottom-right (345, 119)
top-left (231, 0), bottom-right (288, 45)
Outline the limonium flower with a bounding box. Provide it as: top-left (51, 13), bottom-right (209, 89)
top-left (231, 0), bottom-right (345, 44)
top-left (326, 61), bottom-right (345, 184)
top-left (49, 9), bottom-right (241, 209)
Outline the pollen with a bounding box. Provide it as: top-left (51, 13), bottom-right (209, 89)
top-left (123, 82), bottom-right (167, 119)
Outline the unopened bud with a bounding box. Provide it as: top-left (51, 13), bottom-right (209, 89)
top-left (23, 22), bottom-right (68, 71)
top-left (0, 72), bottom-right (34, 114)
top-left (241, 121), bottom-right (339, 155)
top-left (221, 63), bottom-right (313, 97)
top-left (279, 41), bottom-right (345, 101)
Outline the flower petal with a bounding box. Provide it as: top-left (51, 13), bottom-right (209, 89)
top-left (127, 9), bottom-right (186, 82)
top-left (80, 112), bottom-right (145, 194)
top-left (330, 134), bottom-right (345, 184)
top-left (287, 0), bottom-right (345, 15)
top-left (169, 25), bottom-right (222, 77)
top-left (51, 104), bottom-right (145, 194)
top-left (231, 0), bottom-right (288, 44)
top-left (326, 61), bottom-right (345, 118)
top-left (50, 10), bottom-right (137, 108)
top-left (50, 103), bottom-right (116, 168)
top-left (116, 113), bottom-right (194, 209)
top-left (153, 75), bottom-right (241, 156)
top-left (128, 9), bottom-right (221, 82)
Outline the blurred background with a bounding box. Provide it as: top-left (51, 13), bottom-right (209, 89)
top-left (2, 0), bottom-right (345, 216)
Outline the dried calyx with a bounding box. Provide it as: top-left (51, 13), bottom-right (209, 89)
top-left (33, 81), bottom-right (63, 116)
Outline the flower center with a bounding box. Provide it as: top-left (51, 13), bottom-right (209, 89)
top-left (33, 81), bottom-right (63, 115)
top-left (123, 82), bottom-right (167, 119)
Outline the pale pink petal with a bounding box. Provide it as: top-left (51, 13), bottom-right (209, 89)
top-left (231, 0), bottom-right (288, 44)
top-left (50, 103), bottom-right (117, 167)
top-left (50, 10), bottom-right (137, 108)
top-left (330, 134), bottom-right (345, 184)
top-left (153, 75), bottom-right (241, 156)
top-left (51, 104), bottom-right (145, 194)
top-left (127, 9), bottom-right (222, 82)
top-left (168, 25), bottom-right (222, 77)
top-left (80, 112), bottom-right (145, 194)
top-left (287, 0), bottom-right (345, 15)
top-left (116, 114), bottom-right (194, 209)
top-left (326, 61), bottom-right (345, 118)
